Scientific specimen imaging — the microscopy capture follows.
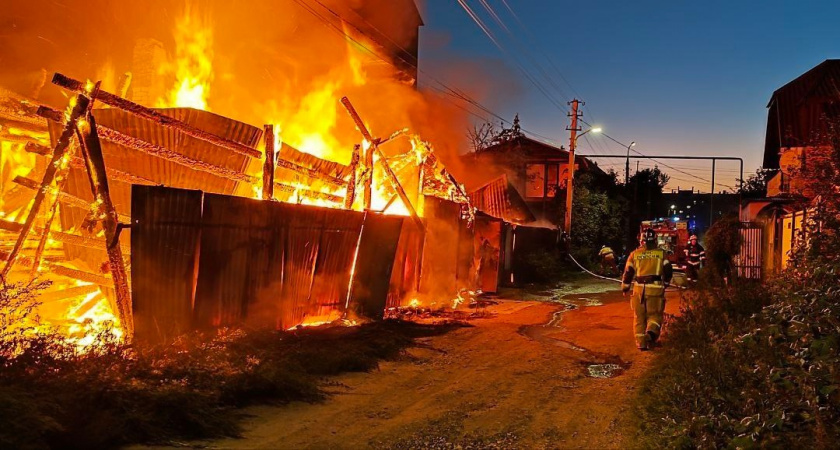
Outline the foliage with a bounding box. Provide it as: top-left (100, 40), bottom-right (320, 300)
top-left (635, 120), bottom-right (840, 448)
top-left (738, 168), bottom-right (774, 199)
top-left (569, 171), bottom-right (626, 266)
top-left (701, 214), bottom-right (741, 285)
top-left (0, 295), bottom-right (455, 450)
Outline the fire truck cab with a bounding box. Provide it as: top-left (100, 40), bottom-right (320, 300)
top-left (640, 219), bottom-right (690, 266)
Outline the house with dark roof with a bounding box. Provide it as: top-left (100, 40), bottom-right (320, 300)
top-left (764, 59), bottom-right (840, 196)
top-left (741, 59), bottom-right (840, 278)
top-left (464, 134), bottom-right (607, 226)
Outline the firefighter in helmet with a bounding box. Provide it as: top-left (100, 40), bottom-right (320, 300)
top-left (622, 228), bottom-right (673, 350)
top-left (683, 234), bottom-right (706, 282)
top-left (598, 245), bottom-right (617, 276)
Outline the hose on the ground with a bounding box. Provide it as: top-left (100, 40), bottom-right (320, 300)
top-left (566, 252), bottom-right (686, 291)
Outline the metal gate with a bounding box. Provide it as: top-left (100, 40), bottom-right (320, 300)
top-left (737, 222), bottom-right (762, 279)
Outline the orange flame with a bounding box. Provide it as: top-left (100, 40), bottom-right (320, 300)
top-left (157, 6), bottom-right (214, 110)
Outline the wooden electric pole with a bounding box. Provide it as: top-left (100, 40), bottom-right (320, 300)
top-left (564, 99), bottom-right (582, 234)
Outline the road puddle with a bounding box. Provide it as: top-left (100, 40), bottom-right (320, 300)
top-left (586, 363), bottom-right (624, 378)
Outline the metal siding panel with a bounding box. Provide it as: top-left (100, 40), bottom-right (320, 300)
top-left (131, 185), bottom-right (203, 343)
top-left (193, 194), bottom-right (267, 328)
top-left (307, 208), bottom-right (365, 319)
top-left (352, 213), bottom-right (404, 318)
top-left (386, 218), bottom-right (423, 308)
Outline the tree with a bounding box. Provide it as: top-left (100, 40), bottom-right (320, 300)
top-left (623, 167), bottom-right (670, 248)
top-left (737, 168), bottom-right (774, 199)
top-left (466, 114), bottom-right (524, 153)
top-left (466, 122), bottom-right (498, 153)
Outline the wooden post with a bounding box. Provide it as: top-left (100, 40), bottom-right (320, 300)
top-left (345, 144), bottom-right (360, 209)
top-left (339, 97), bottom-right (424, 231)
top-left (262, 125), bottom-right (276, 201)
top-left (1, 94), bottom-right (89, 279)
top-left (363, 141), bottom-right (374, 210)
top-left (75, 109), bottom-right (134, 336)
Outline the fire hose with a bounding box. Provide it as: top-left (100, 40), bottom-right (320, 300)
top-left (566, 252), bottom-right (685, 291)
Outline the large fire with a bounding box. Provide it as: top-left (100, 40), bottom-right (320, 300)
top-left (156, 6), bottom-right (214, 110)
top-left (0, 1), bottom-right (474, 348)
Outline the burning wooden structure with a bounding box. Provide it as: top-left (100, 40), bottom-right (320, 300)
top-left (0, 71), bottom-right (483, 343)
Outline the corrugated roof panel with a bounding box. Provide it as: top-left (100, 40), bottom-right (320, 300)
top-left (351, 213), bottom-right (404, 318)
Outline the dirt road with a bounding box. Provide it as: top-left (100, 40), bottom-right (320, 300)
top-left (169, 279), bottom-right (680, 449)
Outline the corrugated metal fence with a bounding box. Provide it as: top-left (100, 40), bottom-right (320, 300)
top-left (131, 185), bottom-right (404, 342)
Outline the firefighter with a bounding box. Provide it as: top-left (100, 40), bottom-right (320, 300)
top-left (683, 234), bottom-right (706, 282)
top-left (622, 228), bottom-right (673, 350)
top-left (598, 245), bottom-right (617, 276)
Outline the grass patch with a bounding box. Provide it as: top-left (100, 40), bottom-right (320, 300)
top-left (0, 319), bottom-right (461, 450)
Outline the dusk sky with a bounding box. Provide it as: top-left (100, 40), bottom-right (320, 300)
top-left (418, 0), bottom-right (840, 192)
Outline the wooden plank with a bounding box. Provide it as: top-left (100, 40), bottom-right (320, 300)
top-left (13, 176), bottom-right (132, 223)
top-left (1, 93), bottom-right (90, 279)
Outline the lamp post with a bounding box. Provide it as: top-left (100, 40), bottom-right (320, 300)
top-left (625, 141), bottom-right (636, 184)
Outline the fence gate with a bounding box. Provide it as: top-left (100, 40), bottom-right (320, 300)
top-left (737, 222), bottom-right (762, 279)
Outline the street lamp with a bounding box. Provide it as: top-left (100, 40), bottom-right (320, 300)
top-left (564, 126), bottom-right (602, 234)
top-left (625, 141), bottom-right (636, 184)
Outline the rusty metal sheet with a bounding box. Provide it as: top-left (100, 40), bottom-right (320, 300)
top-left (351, 213), bottom-right (404, 319)
top-left (474, 215), bottom-right (502, 293)
top-left (193, 194), bottom-right (270, 328)
top-left (468, 174), bottom-right (536, 224)
top-left (131, 185), bottom-right (203, 343)
top-left (386, 218), bottom-right (424, 308)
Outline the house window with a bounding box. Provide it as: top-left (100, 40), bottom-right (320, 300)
top-left (546, 164), bottom-right (560, 197)
top-left (525, 164), bottom-right (545, 198)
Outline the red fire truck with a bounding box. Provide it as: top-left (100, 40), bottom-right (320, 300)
top-left (640, 219), bottom-right (690, 265)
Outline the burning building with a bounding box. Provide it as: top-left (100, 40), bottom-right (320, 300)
top-left (0, 0), bottom-right (490, 344)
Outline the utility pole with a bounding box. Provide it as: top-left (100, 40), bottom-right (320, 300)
top-left (625, 141), bottom-right (635, 184)
top-left (709, 158), bottom-right (716, 228)
top-left (564, 99), bottom-right (582, 234)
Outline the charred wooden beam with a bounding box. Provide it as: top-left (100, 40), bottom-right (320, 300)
top-left (0, 218), bottom-right (130, 254)
top-left (39, 105), bottom-right (256, 185)
top-left (340, 97), bottom-right (424, 231)
top-left (24, 141), bottom-right (50, 155)
top-left (13, 176), bottom-right (132, 223)
top-left (0, 249), bottom-right (113, 287)
top-left (38, 285), bottom-right (100, 305)
top-left (75, 108), bottom-right (133, 335)
top-left (52, 73), bottom-right (262, 159)
top-left (274, 156), bottom-right (347, 187)
top-left (274, 183), bottom-right (344, 204)
top-left (262, 125), bottom-right (275, 201)
top-left (1, 93), bottom-right (90, 279)
top-left (344, 144), bottom-right (360, 209)
top-left (26, 140), bottom-right (157, 186)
